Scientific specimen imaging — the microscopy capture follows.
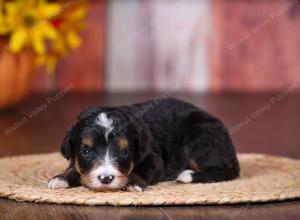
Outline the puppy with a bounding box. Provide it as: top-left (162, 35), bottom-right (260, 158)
top-left (48, 98), bottom-right (239, 192)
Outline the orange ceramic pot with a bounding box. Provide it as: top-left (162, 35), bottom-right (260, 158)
top-left (0, 39), bottom-right (35, 109)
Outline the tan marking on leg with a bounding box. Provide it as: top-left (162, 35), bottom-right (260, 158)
top-left (75, 159), bottom-right (82, 174)
top-left (128, 161), bottom-right (134, 175)
top-left (129, 173), bottom-right (146, 187)
top-left (188, 159), bottom-right (201, 172)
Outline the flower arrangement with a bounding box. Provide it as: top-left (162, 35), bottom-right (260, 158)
top-left (0, 0), bottom-right (88, 73)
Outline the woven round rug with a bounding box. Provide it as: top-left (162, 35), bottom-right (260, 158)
top-left (0, 153), bottom-right (299, 206)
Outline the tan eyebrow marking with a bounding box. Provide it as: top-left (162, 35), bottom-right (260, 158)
top-left (117, 137), bottom-right (129, 150)
top-left (82, 136), bottom-right (93, 148)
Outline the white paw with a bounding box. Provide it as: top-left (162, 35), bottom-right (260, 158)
top-left (176, 169), bottom-right (194, 183)
top-left (127, 184), bottom-right (144, 192)
top-left (48, 177), bottom-right (69, 189)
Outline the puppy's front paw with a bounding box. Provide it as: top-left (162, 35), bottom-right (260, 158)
top-left (126, 183), bottom-right (144, 192)
top-left (176, 169), bottom-right (194, 183)
top-left (48, 177), bottom-right (69, 189)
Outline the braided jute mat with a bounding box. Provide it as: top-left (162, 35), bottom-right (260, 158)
top-left (0, 152), bottom-right (299, 206)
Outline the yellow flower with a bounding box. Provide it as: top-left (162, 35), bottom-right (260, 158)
top-left (0, 0), bottom-right (10, 34)
top-left (51, 1), bottom-right (87, 52)
top-left (62, 5), bottom-right (87, 49)
top-left (4, 0), bottom-right (61, 54)
top-left (0, 0), bottom-right (88, 73)
top-left (36, 52), bottom-right (58, 73)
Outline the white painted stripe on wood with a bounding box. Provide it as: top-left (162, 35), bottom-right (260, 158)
top-left (106, 0), bottom-right (212, 92)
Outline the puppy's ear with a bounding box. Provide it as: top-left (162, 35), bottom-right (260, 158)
top-left (78, 106), bottom-right (101, 120)
top-left (61, 125), bottom-right (75, 160)
top-left (61, 106), bottom-right (101, 160)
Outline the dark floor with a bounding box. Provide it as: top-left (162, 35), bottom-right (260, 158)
top-left (0, 92), bottom-right (299, 220)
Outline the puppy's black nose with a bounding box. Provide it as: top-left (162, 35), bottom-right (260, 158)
top-left (98, 175), bottom-right (114, 184)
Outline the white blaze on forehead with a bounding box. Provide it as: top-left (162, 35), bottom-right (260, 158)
top-left (95, 112), bottom-right (113, 140)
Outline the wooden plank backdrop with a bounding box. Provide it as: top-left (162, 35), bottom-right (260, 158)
top-left (211, 0), bottom-right (300, 91)
top-left (106, 0), bottom-right (211, 92)
top-left (29, 0), bottom-right (300, 92)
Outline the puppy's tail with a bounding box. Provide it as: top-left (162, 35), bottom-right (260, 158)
top-left (176, 168), bottom-right (239, 183)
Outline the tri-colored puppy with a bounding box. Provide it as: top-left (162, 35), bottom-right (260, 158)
top-left (48, 98), bottom-right (239, 192)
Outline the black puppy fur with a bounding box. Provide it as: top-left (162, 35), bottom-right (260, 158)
top-left (48, 98), bottom-right (239, 192)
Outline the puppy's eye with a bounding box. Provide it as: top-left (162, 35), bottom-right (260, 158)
top-left (82, 149), bottom-right (91, 156)
top-left (120, 149), bottom-right (128, 157)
